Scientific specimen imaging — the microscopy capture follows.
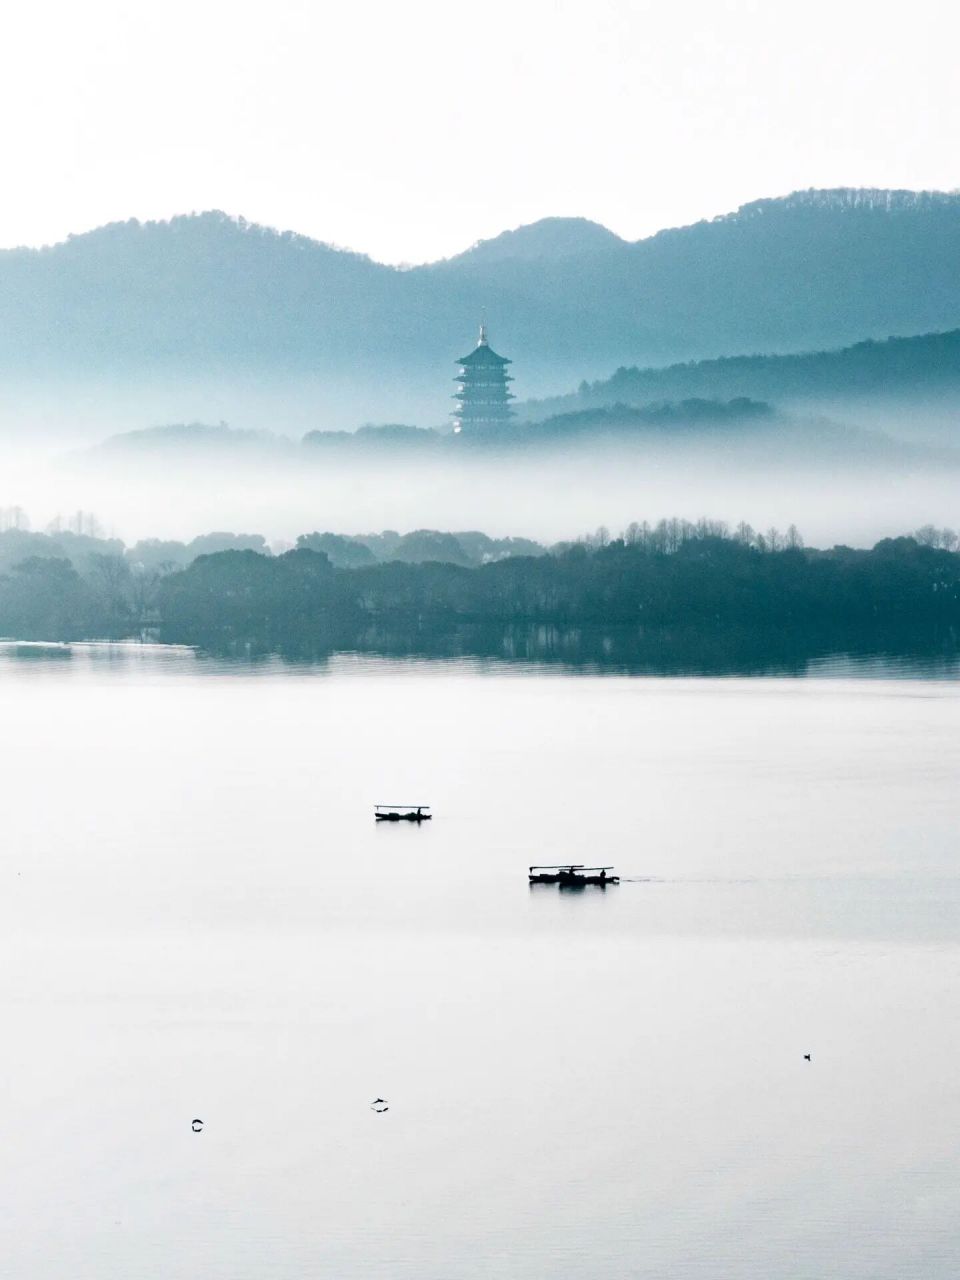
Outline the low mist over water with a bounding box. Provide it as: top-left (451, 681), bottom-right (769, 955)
top-left (4, 431), bottom-right (960, 550)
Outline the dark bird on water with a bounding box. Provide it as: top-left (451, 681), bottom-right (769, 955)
top-left (803, 1054), bottom-right (811, 1061)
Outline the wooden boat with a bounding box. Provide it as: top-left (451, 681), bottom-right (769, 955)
top-left (375, 805), bottom-right (432, 823)
top-left (529, 864), bottom-right (618, 886)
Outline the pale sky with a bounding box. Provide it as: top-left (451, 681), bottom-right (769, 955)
top-left (0, 0), bottom-right (956, 263)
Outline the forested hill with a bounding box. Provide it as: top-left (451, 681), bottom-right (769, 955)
top-left (524, 329), bottom-right (960, 420)
top-left (3, 189), bottom-right (960, 401)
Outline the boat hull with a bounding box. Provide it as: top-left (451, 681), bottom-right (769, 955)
top-left (529, 873), bottom-right (619, 886)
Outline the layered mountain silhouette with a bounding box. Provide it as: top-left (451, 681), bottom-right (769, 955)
top-left (525, 329), bottom-right (960, 422)
top-left (3, 188), bottom-right (960, 425)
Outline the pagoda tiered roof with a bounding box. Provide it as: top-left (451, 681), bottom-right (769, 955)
top-left (457, 342), bottom-right (512, 366)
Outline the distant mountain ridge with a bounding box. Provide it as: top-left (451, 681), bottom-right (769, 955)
top-left (524, 329), bottom-right (960, 421)
top-left (3, 188), bottom-right (960, 425)
top-left (446, 216), bottom-right (625, 264)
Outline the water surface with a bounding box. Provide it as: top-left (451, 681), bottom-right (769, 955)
top-left (1, 644), bottom-right (958, 1278)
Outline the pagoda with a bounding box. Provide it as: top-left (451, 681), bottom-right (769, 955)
top-left (452, 321), bottom-right (515, 433)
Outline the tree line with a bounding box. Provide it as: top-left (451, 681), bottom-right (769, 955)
top-left (3, 520), bottom-right (959, 662)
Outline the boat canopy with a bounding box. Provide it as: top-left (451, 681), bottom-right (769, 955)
top-left (529, 864), bottom-right (614, 870)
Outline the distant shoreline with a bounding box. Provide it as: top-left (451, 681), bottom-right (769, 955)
top-left (5, 523), bottom-right (959, 665)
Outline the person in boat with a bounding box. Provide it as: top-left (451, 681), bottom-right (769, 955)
top-left (599, 868), bottom-right (607, 883)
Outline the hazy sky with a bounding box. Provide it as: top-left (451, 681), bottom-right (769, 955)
top-left (2, 0), bottom-right (956, 263)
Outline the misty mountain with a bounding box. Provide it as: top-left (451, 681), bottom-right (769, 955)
top-left (82, 395), bottom-right (951, 472)
top-left (525, 329), bottom-right (960, 423)
top-left (4, 189), bottom-right (960, 429)
top-left (446, 216), bottom-right (624, 265)
top-left (90, 401), bottom-right (777, 458)
top-left (93, 421), bottom-right (289, 454)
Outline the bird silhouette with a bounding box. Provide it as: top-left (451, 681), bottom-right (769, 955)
top-left (803, 1054), bottom-right (811, 1061)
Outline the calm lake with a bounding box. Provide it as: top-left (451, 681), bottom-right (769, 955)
top-left (1, 643), bottom-right (959, 1279)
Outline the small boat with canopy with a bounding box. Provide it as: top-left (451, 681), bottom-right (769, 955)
top-left (375, 805), bottom-right (432, 823)
top-left (529, 865), bottom-right (618, 886)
